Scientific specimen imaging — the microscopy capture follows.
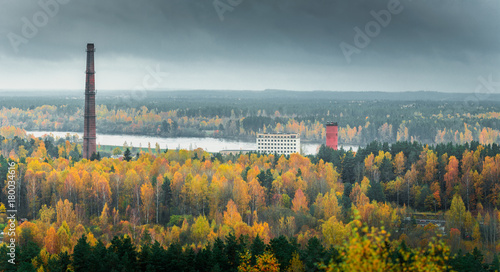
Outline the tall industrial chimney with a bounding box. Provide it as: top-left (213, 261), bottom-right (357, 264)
top-left (326, 122), bottom-right (338, 150)
top-left (83, 43), bottom-right (96, 159)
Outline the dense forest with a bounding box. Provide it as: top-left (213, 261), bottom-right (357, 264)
top-left (2, 125), bottom-right (500, 271)
top-left (2, 90), bottom-right (500, 144)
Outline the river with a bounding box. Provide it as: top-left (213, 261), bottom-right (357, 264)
top-left (26, 131), bottom-right (358, 155)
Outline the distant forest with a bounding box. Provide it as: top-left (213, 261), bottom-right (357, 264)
top-left (1, 90), bottom-right (500, 144)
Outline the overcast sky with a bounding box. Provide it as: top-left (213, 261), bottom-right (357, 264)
top-left (0, 0), bottom-right (498, 92)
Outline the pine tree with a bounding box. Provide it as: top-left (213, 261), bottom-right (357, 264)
top-left (0, 244), bottom-right (16, 272)
top-left (57, 251), bottom-right (71, 272)
top-left (149, 241), bottom-right (167, 270)
top-left (269, 235), bottom-right (297, 271)
top-left (185, 247), bottom-right (197, 272)
top-left (367, 178), bottom-right (386, 203)
top-left (251, 235), bottom-right (266, 265)
top-left (90, 240), bottom-right (109, 272)
top-left (341, 151), bottom-right (356, 183)
top-left (166, 243), bottom-right (186, 271)
top-left (141, 229), bottom-right (152, 245)
top-left (137, 242), bottom-right (151, 272)
top-left (490, 254), bottom-right (500, 272)
top-left (304, 237), bottom-right (326, 271)
top-left (225, 233), bottom-right (243, 271)
top-left (194, 244), bottom-right (215, 272)
top-left (69, 145), bottom-right (80, 161)
top-left (212, 238), bottom-right (229, 271)
top-left (341, 184), bottom-right (352, 218)
top-left (379, 157), bottom-right (394, 182)
top-left (72, 235), bottom-right (91, 272)
top-left (124, 148), bottom-right (132, 162)
top-left (161, 176), bottom-right (172, 224)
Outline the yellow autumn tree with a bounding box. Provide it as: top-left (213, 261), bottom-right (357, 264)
top-left (251, 220), bottom-right (272, 244)
top-left (288, 251), bottom-right (305, 272)
top-left (99, 203), bottom-right (110, 235)
top-left (191, 215), bottom-right (212, 244)
top-left (393, 151), bottom-right (406, 177)
top-left (56, 199), bottom-right (77, 229)
top-left (446, 194), bottom-right (466, 232)
top-left (321, 216), bottom-right (348, 247)
top-left (314, 190), bottom-right (341, 220)
top-left (57, 221), bottom-right (71, 253)
top-left (141, 181), bottom-right (154, 224)
top-left (233, 177), bottom-right (251, 217)
top-left (322, 218), bottom-right (451, 271)
top-left (238, 250), bottom-right (280, 272)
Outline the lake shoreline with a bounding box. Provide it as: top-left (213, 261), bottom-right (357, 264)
top-left (26, 131), bottom-right (359, 155)
top-left (24, 130), bottom-right (360, 145)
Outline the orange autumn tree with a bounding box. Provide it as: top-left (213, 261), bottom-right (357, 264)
top-left (481, 155), bottom-right (500, 208)
top-left (224, 200), bottom-right (243, 229)
top-left (292, 189), bottom-right (308, 213)
top-left (248, 178), bottom-right (266, 216)
top-left (44, 227), bottom-right (59, 254)
top-left (444, 156), bottom-right (460, 202)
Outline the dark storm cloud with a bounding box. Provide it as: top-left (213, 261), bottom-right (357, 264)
top-left (0, 0), bottom-right (498, 91)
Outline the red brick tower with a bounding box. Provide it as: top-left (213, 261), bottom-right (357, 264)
top-left (326, 122), bottom-right (338, 150)
top-left (83, 43), bottom-right (96, 159)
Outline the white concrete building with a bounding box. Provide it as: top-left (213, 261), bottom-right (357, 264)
top-left (256, 133), bottom-right (300, 155)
